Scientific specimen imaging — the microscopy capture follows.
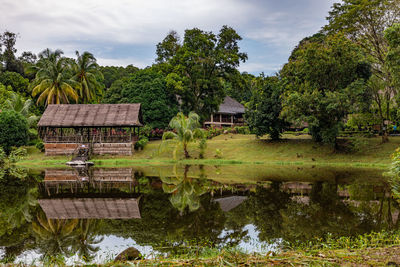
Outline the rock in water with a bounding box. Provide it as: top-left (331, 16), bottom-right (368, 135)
top-left (115, 247), bottom-right (142, 262)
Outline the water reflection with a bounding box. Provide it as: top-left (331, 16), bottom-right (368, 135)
top-left (0, 164), bottom-right (398, 264)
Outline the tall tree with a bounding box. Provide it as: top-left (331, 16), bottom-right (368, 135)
top-left (0, 31), bottom-right (24, 74)
top-left (281, 33), bottom-right (371, 146)
top-left (71, 51), bottom-right (104, 103)
top-left (324, 0), bottom-right (400, 141)
top-left (245, 75), bottom-right (286, 140)
top-left (31, 49), bottom-right (79, 105)
top-left (103, 68), bottom-right (178, 129)
top-left (158, 26), bottom-right (247, 120)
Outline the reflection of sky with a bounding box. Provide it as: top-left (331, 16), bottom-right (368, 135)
top-left (13, 225), bottom-right (272, 265)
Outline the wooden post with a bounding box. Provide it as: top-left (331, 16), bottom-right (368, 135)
top-left (219, 114), bottom-right (222, 123)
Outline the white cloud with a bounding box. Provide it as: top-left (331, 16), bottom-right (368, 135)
top-left (0, 0), bottom-right (338, 74)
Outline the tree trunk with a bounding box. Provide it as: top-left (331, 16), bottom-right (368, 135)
top-left (382, 121), bottom-right (389, 143)
top-left (183, 143), bottom-right (190, 158)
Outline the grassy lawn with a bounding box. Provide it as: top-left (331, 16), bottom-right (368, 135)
top-left (18, 134), bottom-right (400, 168)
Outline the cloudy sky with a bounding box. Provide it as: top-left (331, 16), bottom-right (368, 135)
top-left (1, 0), bottom-right (337, 75)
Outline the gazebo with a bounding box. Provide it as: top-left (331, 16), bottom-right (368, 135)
top-left (38, 104), bottom-right (143, 156)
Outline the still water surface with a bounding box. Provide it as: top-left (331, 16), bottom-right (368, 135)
top-left (0, 164), bottom-right (396, 264)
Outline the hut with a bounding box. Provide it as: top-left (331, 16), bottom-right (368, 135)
top-left (203, 96), bottom-right (245, 127)
top-left (38, 104), bottom-right (143, 156)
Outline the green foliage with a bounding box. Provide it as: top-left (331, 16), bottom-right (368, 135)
top-left (0, 110), bottom-right (28, 153)
top-left (158, 26), bottom-right (247, 120)
top-left (100, 65), bottom-right (138, 89)
top-left (35, 141), bottom-right (45, 152)
top-left (324, 0), bottom-right (400, 141)
top-left (30, 49), bottom-right (79, 105)
top-left (0, 83), bottom-right (13, 108)
top-left (0, 71), bottom-right (29, 95)
top-left (214, 149), bottom-right (223, 159)
top-left (234, 126), bottom-right (250, 135)
top-left (103, 68), bottom-right (178, 129)
top-left (245, 75), bottom-right (286, 140)
top-left (71, 51), bottom-right (104, 103)
top-left (198, 138), bottom-right (207, 159)
top-left (135, 136), bottom-right (149, 150)
top-left (281, 33), bottom-right (371, 145)
top-left (4, 92), bottom-right (38, 127)
top-left (385, 23), bottom-right (400, 88)
top-left (160, 112), bottom-right (204, 159)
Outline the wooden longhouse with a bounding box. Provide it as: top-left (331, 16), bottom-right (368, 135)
top-left (38, 104), bottom-right (143, 156)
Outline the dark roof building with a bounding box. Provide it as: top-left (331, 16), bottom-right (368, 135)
top-left (204, 96), bottom-right (245, 127)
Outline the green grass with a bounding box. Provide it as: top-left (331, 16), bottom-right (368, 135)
top-left (17, 134), bottom-right (400, 168)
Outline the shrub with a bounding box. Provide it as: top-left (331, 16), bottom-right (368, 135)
top-left (135, 136), bottom-right (149, 150)
top-left (199, 138), bottom-right (207, 159)
top-left (234, 126), bottom-right (250, 135)
top-left (215, 149), bottom-right (223, 159)
top-left (0, 110), bottom-right (28, 153)
top-left (35, 141), bottom-right (45, 152)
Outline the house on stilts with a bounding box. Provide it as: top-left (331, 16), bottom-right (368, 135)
top-left (38, 104), bottom-right (143, 156)
top-left (203, 96), bottom-right (245, 127)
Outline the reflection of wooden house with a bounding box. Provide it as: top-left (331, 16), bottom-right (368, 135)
top-left (213, 196), bottom-right (247, 212)
top-left (38, 198), bottom-right (141, 219)
top-left (42, 168), bottom-right (137, 194)
top-left (38, 104), bottom-right (143, 156)
top-left (204, 96), bottom-right (245, 127)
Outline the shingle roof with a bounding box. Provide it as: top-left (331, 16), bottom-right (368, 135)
top-left (218, 96), bottom-right (245, 115)
top-left (213, 196), bottom-right (247, 212)
top-left (38, 104), bottom-right (143, 127)
top-left (38, 198), bottom-right (141, 219)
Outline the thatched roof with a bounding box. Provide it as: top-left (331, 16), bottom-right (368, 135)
top-left (38, 198), bottom-right (141, 219)
top-left (38, 104), bottom-right (143, 127)
top-left (217, 96), bottom-right (245, 115)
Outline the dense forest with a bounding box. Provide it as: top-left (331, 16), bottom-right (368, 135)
top-left (0, 0), bottom-right (399, 152)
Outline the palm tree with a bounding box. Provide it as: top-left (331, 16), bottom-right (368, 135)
top-left (160, 112), bottom-right (204, 159)
top-left (71, 219), bottom-right (103, 263)
top-left (4, 92), bottom-right (38, 127)
top-left (72, 51), bottom-right (104, 103)
top-left (160, 165), bottom-right (207, 212)
top-left (31, 49), bottom-right (79, 105)
top-left (32, 211), bottom-right (79, 258)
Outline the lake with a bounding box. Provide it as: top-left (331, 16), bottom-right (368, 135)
top-left (0, 164), bottom-right (396, 265)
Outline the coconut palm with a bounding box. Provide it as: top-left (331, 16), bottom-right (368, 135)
top-left (71, 219), bottom-right (103, 263)
top-left (160, 112), bottom-right (204, 159)
top-left (31, 49), bottom-right (79, 105)
top-left (32, 211), bottom-right (79, 258)
top-left (71, 51), bottom-right (104, 103)
top-left (4, 92), bottom-right (38, 127)
top-left (160, 165), bottom-right (207, 212)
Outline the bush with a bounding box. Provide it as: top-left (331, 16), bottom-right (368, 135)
top-left (28, 128), bottom-right (38, 141)
top-left (35, 141), bottom-right (45, 152)
top-left (234, 126), bottom-right (250, 135)
top-left (0, 110), bottom-right (28, 153)
top-left (215, 149), bottom-right (223, 159)
top-left (135, 137), bottom-right (149, 150)
top-left (198, 138), bottom-right (207, 159)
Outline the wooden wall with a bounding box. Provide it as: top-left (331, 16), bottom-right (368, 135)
top-left (44, 142), bottom-right (135, 156)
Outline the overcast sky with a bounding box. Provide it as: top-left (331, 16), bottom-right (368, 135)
top-left (1, 0), bottom-right (338, 75)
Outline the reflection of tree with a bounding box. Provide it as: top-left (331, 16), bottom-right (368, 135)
top-left (161, 165), bottom-right (207, 212)
top-left (280, 182), bottom-right (395, 246)
top-left (71, 219), bottom-right (104, 263)
top-left (244, 183), bottom-right (291, 243)
top-left (32, 211), bottom-right (78, 258)
top-left (0, 170), bottom-right (37, 263)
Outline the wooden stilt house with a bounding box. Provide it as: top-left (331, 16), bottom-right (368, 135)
top-left (38, 104), bottom-right (143, 156)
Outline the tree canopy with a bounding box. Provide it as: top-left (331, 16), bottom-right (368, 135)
top-left (281, 33), bottom-right (371, 145)
top-left (103, 68), bottom-right (178, 129)
top-left (158, 25), bottom-right (247, 120)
